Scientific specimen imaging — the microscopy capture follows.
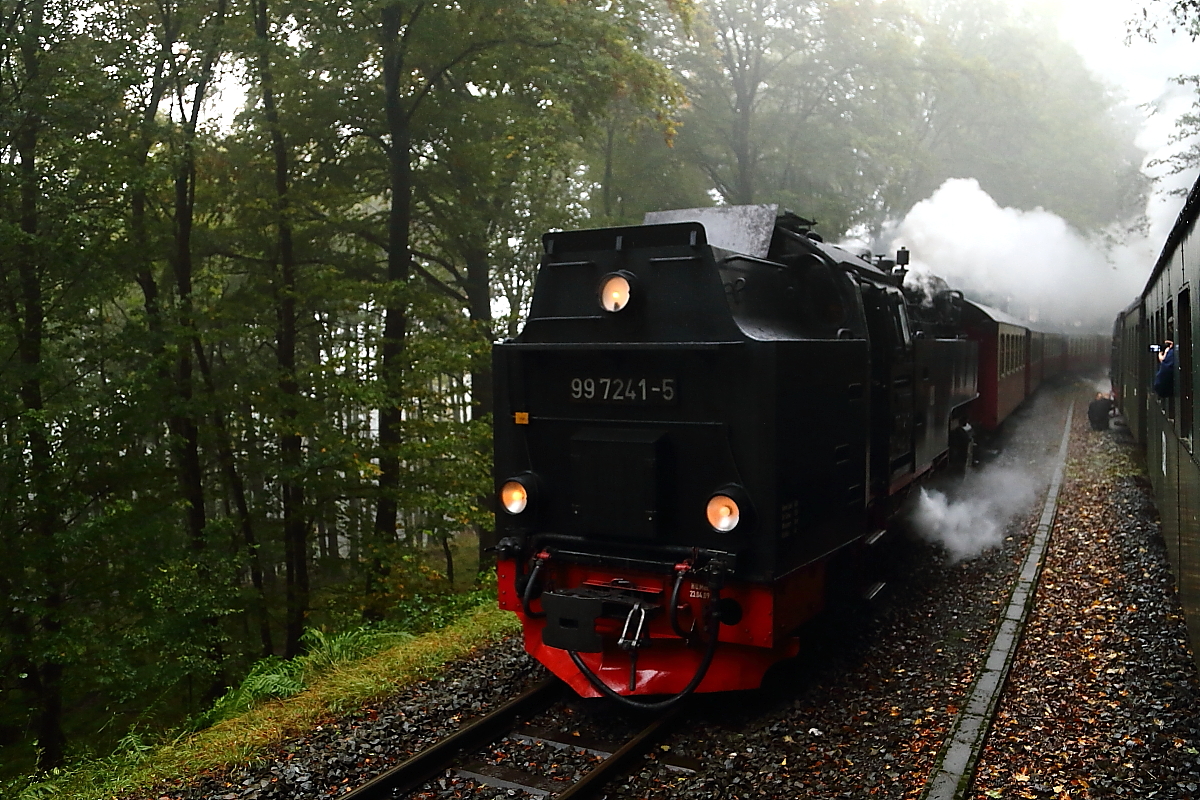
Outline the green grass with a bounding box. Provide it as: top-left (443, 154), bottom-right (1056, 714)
top-left (10, 601), bottom-right (520, 800)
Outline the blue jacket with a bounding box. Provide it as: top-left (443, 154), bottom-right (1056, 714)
top-left (1154, 346), bottom-right (1176, 398)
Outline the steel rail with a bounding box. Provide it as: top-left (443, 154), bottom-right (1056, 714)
top-left (340, 677), bottom-right (564, 800)
top-left (555, 701), bottom-right (689, 799)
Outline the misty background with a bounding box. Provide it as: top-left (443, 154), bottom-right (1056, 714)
top-left (590, 0), bottom-right (1199, 334)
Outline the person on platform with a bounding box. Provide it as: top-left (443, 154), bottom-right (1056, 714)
top-left (1088, 392), bottom-right (1115, 430)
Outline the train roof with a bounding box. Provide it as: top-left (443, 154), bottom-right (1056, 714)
top-left (1118, 297), bottom-right (1141, 320)
top-left (1144, 171), bottom-right (1200, 297)
top-left (961, 297), bottom-right (1043, 332)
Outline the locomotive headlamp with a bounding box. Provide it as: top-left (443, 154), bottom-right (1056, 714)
top-left (500, 480), bottom-right (530, 515)
top-left (598, 271), bottom-right (635, 313)
top-left (706, 494), bottom-right (741, 532)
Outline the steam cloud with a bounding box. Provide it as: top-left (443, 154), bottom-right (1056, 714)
top-left (908, 465), bottom-right (1040, 563)
top-left (888, 178), bottom-right (1149, 332)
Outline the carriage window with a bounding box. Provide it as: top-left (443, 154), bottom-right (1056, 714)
top-left (1179, 288), bottom-right (1192, 445)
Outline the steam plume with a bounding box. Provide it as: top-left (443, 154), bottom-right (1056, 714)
top-left (908, 465), bottom-right (1040, 563)
top-left (890, 179), bottom-right (1145, 332)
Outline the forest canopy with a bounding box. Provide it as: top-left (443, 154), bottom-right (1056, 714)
top-left (0, 0), bottom-right (1151, 780)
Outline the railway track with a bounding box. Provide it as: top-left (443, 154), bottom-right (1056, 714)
top-left (341, 678), bottom-right (693, 799)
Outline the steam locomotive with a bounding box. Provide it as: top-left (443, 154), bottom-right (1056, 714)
top-left (492, 206), bottom-right (1102, 706)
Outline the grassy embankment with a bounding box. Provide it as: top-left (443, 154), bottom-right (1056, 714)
top-left (13, 603), bottom-right (519, 800)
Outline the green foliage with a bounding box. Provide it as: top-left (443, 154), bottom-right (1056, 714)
top-left (390, 575), bottom-right (499, 635)
top-left (1148, 73), bottom-right (1200, 181)
top-left (191, 581), bottom-right (495, 730)
top-left (1134, 0), bottom-right (1200, 40)
top-left (191, 657), bottom-right (306, 729)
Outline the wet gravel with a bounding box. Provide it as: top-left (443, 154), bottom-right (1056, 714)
top-left (139, 379), bottom-right (1200, 800)
top-left (970, 406), bottom-right (1200, 799)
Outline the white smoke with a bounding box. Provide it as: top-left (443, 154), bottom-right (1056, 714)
top-left (874, 2), bottom-right (1200, 335)
top-left (908, 465), bottom-right (1040, 563)
top-left (890, 179), bottom-right (1146, 332)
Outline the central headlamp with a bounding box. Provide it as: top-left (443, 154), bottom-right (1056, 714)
top-left (705, 485), bottom-right (753, 533)
top-left (598, 271), bottom-right (636, 313)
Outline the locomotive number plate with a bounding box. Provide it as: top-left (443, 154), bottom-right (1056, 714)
top-left (568, 376), bottom-right (677, 404)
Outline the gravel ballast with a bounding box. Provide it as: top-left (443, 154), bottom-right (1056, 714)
top-left (969, 406), bottom-right (1200, 799)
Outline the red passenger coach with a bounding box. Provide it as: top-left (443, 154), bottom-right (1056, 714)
top-left (961, 300), bottom-right (1032, 430)
top-left (958, 300), bottom-right (1107, 431)
top-left (1043, 334), bottom-right (1066, 381)
top-left (1028, 331), bottom-right (1045, 396)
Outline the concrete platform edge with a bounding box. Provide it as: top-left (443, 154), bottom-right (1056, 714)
top-left (920, 402), bottom-right (1075, 800)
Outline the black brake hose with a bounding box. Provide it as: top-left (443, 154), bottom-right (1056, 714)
top-left (668, 569), bottom-right (691, 641)
top-left (521, 556), bottom-right (546, 618)
top-left (568, 605), bottom-right (721, 711)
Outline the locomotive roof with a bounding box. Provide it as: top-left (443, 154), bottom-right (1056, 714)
top-left (644, 205), bottom-right (776, 257)
top-left (642, 205), bottom-right (889, 280)
top-left (801, 238), bottom-right (890, 280)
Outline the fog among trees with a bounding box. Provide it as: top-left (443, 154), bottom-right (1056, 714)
top-left (0, 0), bottom-right (1158, 779)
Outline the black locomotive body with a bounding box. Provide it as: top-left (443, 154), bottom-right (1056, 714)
top-left (493, 209), bottom-right (979, 702)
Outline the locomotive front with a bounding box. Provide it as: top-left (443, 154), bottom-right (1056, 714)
top-left (493, 209), bottom-right (876, 703)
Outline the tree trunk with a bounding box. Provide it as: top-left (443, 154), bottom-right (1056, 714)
top-left (13, 0), bottom-right (66, 769)
top-left (464, 245), bottom-right (493, 422)
top-left (602, 118), bottom-right (616, 219)
top-left (732, 94), bottom-right (755, 205)
top-left (170, 0), bottom-right (228, 551)
top-left (171, 166), bottom-right (208, 546)
top-left (169, 0), bottom-right (228, 704)
top-left (464, 245), bottom-right (498, 571)
top-left (368, 2), bottom-right (417, 619)
top-left (131, 12), bottom-right (173, 339)
top-left (252, 0), bottom-right (308, 659)
top-left (441, 534), bottom-right (455, 588)
top-left (194, 341), bottom-right (274, 656)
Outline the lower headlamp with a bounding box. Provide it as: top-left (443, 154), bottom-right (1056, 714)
top-left (706, 484), bottom-right (753, 533)
top-left (706, 494), bottom-right (741, 532)
top-left (500, 473), bottom-right (538, 515)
